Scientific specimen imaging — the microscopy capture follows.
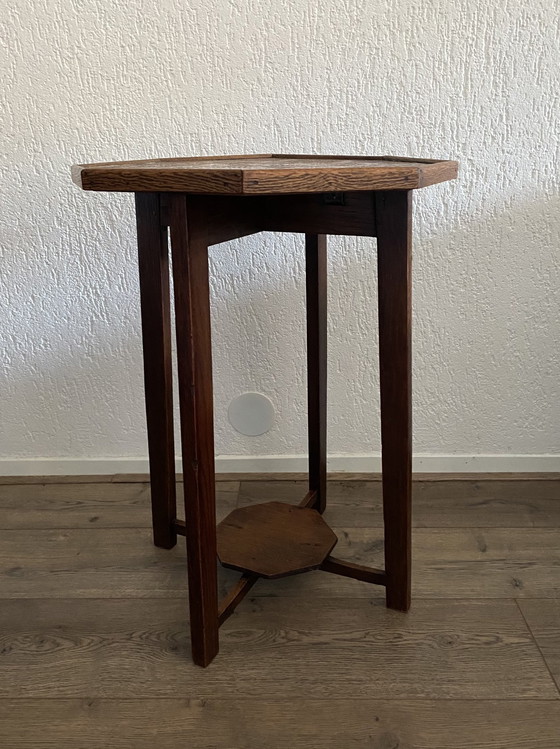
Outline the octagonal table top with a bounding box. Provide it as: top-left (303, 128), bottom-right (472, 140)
top-left (72, 153), bottom-right (458, 194)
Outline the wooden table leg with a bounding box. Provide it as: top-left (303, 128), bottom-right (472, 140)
top-left (135, 193), bottom-right (177, 550)
top-left (168, 193), bottom-right (219, 667)
top-left (305, 233), bottom-right (328, 514)
top-left (376, 190), bottom-right (412, 612)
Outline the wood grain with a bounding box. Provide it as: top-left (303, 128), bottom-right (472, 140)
top-left (376, 190), bottom-right (413, 611)
top-left (248, 527), bottom-right (560, 599)
top-left (178, 193), bottom-right (377, 246)
top-left (0, 598), bottom-right (554, 700)
top-left (411, 478), bottom-right (560, 500)
top-left (217, 502), bottom-right (337, 577)
top-left (72, 154), bottom-right (458, 193)
top-left (0, 482), bottom-right (238, 529)
top-left (3, 472), bottom-right (557, 484)
top-left (1, 698), bottom-right (559, 749)
top-left (244, 166), bottom-right (422, 193)
top-left (1, 477), bottom-right (559, 746)
top-left (256, 192), bottom-right (377, 235)
top-left (0, 527), bottom-right (191, 598)
top-left (169, 193), bottom-right (219, 666)
top-left (2, 526), bottom-right (559, 599)
top-left (320, 556), bottom-right (386, 585)
top-left (339, 527), bottom-right (560, 599)
top-left (218, 573), bottom-right (260, 625)
top-left (517, 599), bottom-right (560, 689)
top-left (236, 479), bottom-right (560, 527)
top-left (135, 193), bottom-right (177, 549)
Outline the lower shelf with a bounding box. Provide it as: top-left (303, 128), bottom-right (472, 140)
top-left (216, 501), bottom-right (338, 578)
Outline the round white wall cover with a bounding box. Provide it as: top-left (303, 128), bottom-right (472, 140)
top-left (227, 392), bottom-right (275, 436)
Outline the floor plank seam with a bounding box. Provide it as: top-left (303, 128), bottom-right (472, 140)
top-left (3, 525), bottom-right (560, 530)
top-left (2, 478), bottom-right (560, 745)
top-left (1, 472), bottom-right (560, 485)
top-left (2, 697), bottom-right (560, 702)
top-left (514, 598), bottom-right (560, 699)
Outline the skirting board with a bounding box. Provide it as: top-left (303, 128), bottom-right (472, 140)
top-left (1, 453), bottom-right (560, 477)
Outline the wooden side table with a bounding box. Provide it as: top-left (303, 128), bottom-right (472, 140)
top-left (72, 154), bottom-right (458, 667)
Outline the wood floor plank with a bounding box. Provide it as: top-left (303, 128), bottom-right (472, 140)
top-left (1, 477), bottom-right (560, 746)
top-left (0, 527), bottom-right (243, 599)
top-left (518, 599), bottom-right (560, 690)
top-left (0, 598), bottom-right (555, 700)
top-left (411, 479), bottom-right (560, 501)
top-left (238, 480), bottom-right (560, 527)
top-left (3, 478), bottom-right (556, 530)
top-left (237, 479), bottom-right (308, 505)
top-left (1, 472), bottom-right (558, 484)
top-left (239, 478), bottom-right (560, 502)
top-left (2, 526), bottom-right (558, 599)
top-left (331, 527), bottom-right (560, 599)
top-left (1, 698), bottom-right (560, 749)
top-left (0, 527), bottom-right (184, 598)
top-left (249, 526), bottom-right (560, 599)
top-left (0, 482), bottom-right (239, 529)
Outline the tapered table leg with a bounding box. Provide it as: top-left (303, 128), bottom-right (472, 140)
top-left (169, 193), bottom-right (219, 667)
top-left (376, 190), bottom-right (412, 612)
top-left (135, 193), bottom-right (177, 549)
top-left (305, 234), bottom-right (328, 514)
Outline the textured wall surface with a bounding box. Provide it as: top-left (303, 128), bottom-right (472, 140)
top-left (1, 0), bottom-right (559, 468)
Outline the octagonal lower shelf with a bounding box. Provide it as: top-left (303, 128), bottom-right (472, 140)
top-left (217, 501), bottom-right (338, 578)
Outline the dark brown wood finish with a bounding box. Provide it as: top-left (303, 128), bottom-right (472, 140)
top-left (186, 195), bottom-right (261, 246)
top-left (306, 233), bottom-right (328, 513)
top-left (172, 518), bottom-right (186, 536)
top-left (74, 154), bottom-right (458, 666)
top-left (218, 573), bottom-right (260, 626)
top-left (168, 193), bottom-right (219, 667)
top-left (320, 556), bottom-right (387, 586)
top-left (217, 501), bottom-right (338, 578)
top-left (160, 192), bottom-right (377, 247)
top-left (72, 154), bottom-right (458, 194)
top-left (134, 193), bottom-right (177, 549)
top-left (376, 190), bottom-right (413, 611)
top-left (257, 192), bottom-right (377, 236)
top-left (298, 489), bottom-right (318, 508)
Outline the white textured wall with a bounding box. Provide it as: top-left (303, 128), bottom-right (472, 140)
top-left (1, 0), bottom-right (559, 472)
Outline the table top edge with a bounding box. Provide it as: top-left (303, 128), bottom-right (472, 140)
top-left (71, 155), bottom-right (459, 193)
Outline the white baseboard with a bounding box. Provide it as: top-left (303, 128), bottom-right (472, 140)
top-left (1, 453), bottom-right (559, 476)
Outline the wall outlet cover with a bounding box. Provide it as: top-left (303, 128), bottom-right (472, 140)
top-left (227, 392), bottom-right (275, 436)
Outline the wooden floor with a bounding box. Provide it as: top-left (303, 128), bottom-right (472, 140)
top-left (1, 476), bottom-right (560, 748)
